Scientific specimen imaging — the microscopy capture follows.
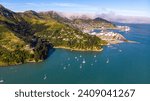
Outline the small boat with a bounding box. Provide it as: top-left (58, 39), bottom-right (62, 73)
top-left (80, 55), bottom-right (82, 58)
top-left (0, 80), bottom-right (4, 83)
top-left (80, 65), bottom-right (82, 69)
top-left (94, 55), bottom-right (96, 58)
top-left (119, 50), bottom-right (122, 52)
top-left (106, 58), bottom-right (109, 63)
top-left (43, 74), bottom-right (47, 80)
top-left (82, 59), bottom-right (86, 64)
top-left (64, 67), bottom-right (66, 70)
top-left (75, 57), bottom-right (78, 59)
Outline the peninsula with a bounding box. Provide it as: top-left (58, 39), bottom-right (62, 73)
top-left (0, 4), bottom-right (128, 66)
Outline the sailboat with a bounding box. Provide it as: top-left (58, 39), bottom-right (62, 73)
top-left (64, 67), bottom-right (66, 70)
top-left (119, 49), bottom-right (122, 52)
top-left (82, 59), bottom-right (86, 64)
top-left (80, 65), bottom-right (82, 69)
top-left (43, 74), bottom-right (47, 80)
top-left (0, 79), bottom-right (4, 83)
top-left (106, 58), bottom-right (109, 63)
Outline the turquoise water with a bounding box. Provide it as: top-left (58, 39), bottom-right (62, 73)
top-left (0, 24), bottom-right (150, 84)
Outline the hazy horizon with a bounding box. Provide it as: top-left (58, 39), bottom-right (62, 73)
top-left (0, 0), bottom-right (150, 23)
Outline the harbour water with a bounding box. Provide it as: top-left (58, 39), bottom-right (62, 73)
top-left (0, 23), bottom-right (150, 84)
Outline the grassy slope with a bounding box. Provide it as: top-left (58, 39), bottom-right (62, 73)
top-left (0, 16), bottom-right (35, 66)
top-left (0, 24), bottom-right (35, 66)
top-left (0, 25), bottom-right (26, 51)
top-left (21, 13), bottom-right (107, 51)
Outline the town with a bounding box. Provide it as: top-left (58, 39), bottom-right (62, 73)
top-left (81, 25), bottom-right (130, 44)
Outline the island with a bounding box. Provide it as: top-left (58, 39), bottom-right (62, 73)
top-left (0, 4), bottom-right (130, 66)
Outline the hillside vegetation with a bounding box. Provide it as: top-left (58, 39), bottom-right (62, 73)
top-left (0, 4), bottom-right (114, 66)
top-left (20, 11), bottom-right (107, 51)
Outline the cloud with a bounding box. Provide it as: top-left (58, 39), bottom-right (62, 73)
top-left (59, 11), bottom-right (150, 24)
top-left (96, 12), bottom-right (150, 24)
top-left (52, 3), bottom-right (79, 7)
top-left (51, 2), bottom-right (98, 13)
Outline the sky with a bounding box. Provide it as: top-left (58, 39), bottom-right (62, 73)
top-left (0, 0), bottom-right (150, 17)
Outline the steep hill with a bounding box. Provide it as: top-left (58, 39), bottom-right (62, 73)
top-left (0, 5), bottom-right (51, 66)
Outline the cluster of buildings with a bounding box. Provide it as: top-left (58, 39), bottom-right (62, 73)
top-left (117, 26), bottom-right (130, 32)
top-left (90, 30), bottom-right (118, 37)
top-left (89, 30), bottom-right (120, 39)
top-left (82, 25), bottom-right (131, 42)
top-left (88, 29), bottom-right (127, 42)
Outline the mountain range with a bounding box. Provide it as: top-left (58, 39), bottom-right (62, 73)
top-left (59, 12), bottom-right (150, 24)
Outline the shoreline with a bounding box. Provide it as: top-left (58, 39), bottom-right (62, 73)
top-left (0, 59), bottom-right (43, 67)
top-left (54, 46), bottom-right (103, 52)
top-left (105, 40), bottom-right (124, 44)
top-left (0, 39), bottom-right (137, 67)
top-left (0, 46), bottom-right (103, 67)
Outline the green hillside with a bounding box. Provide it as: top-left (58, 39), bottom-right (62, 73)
top-left (0, 4), bottom-right (113, 66)
top-left (20, 11), bottom-right (108, 50)
top-left (0, 5), bottom-right (51, 66)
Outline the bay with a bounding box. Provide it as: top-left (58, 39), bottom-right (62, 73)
top-left (0, 23), bottom-right (150, 84)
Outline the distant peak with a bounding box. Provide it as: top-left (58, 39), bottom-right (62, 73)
top-left (94, 17), bottom-right (109, 22)
top-left (94, 17), bottom-right (104, 20)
